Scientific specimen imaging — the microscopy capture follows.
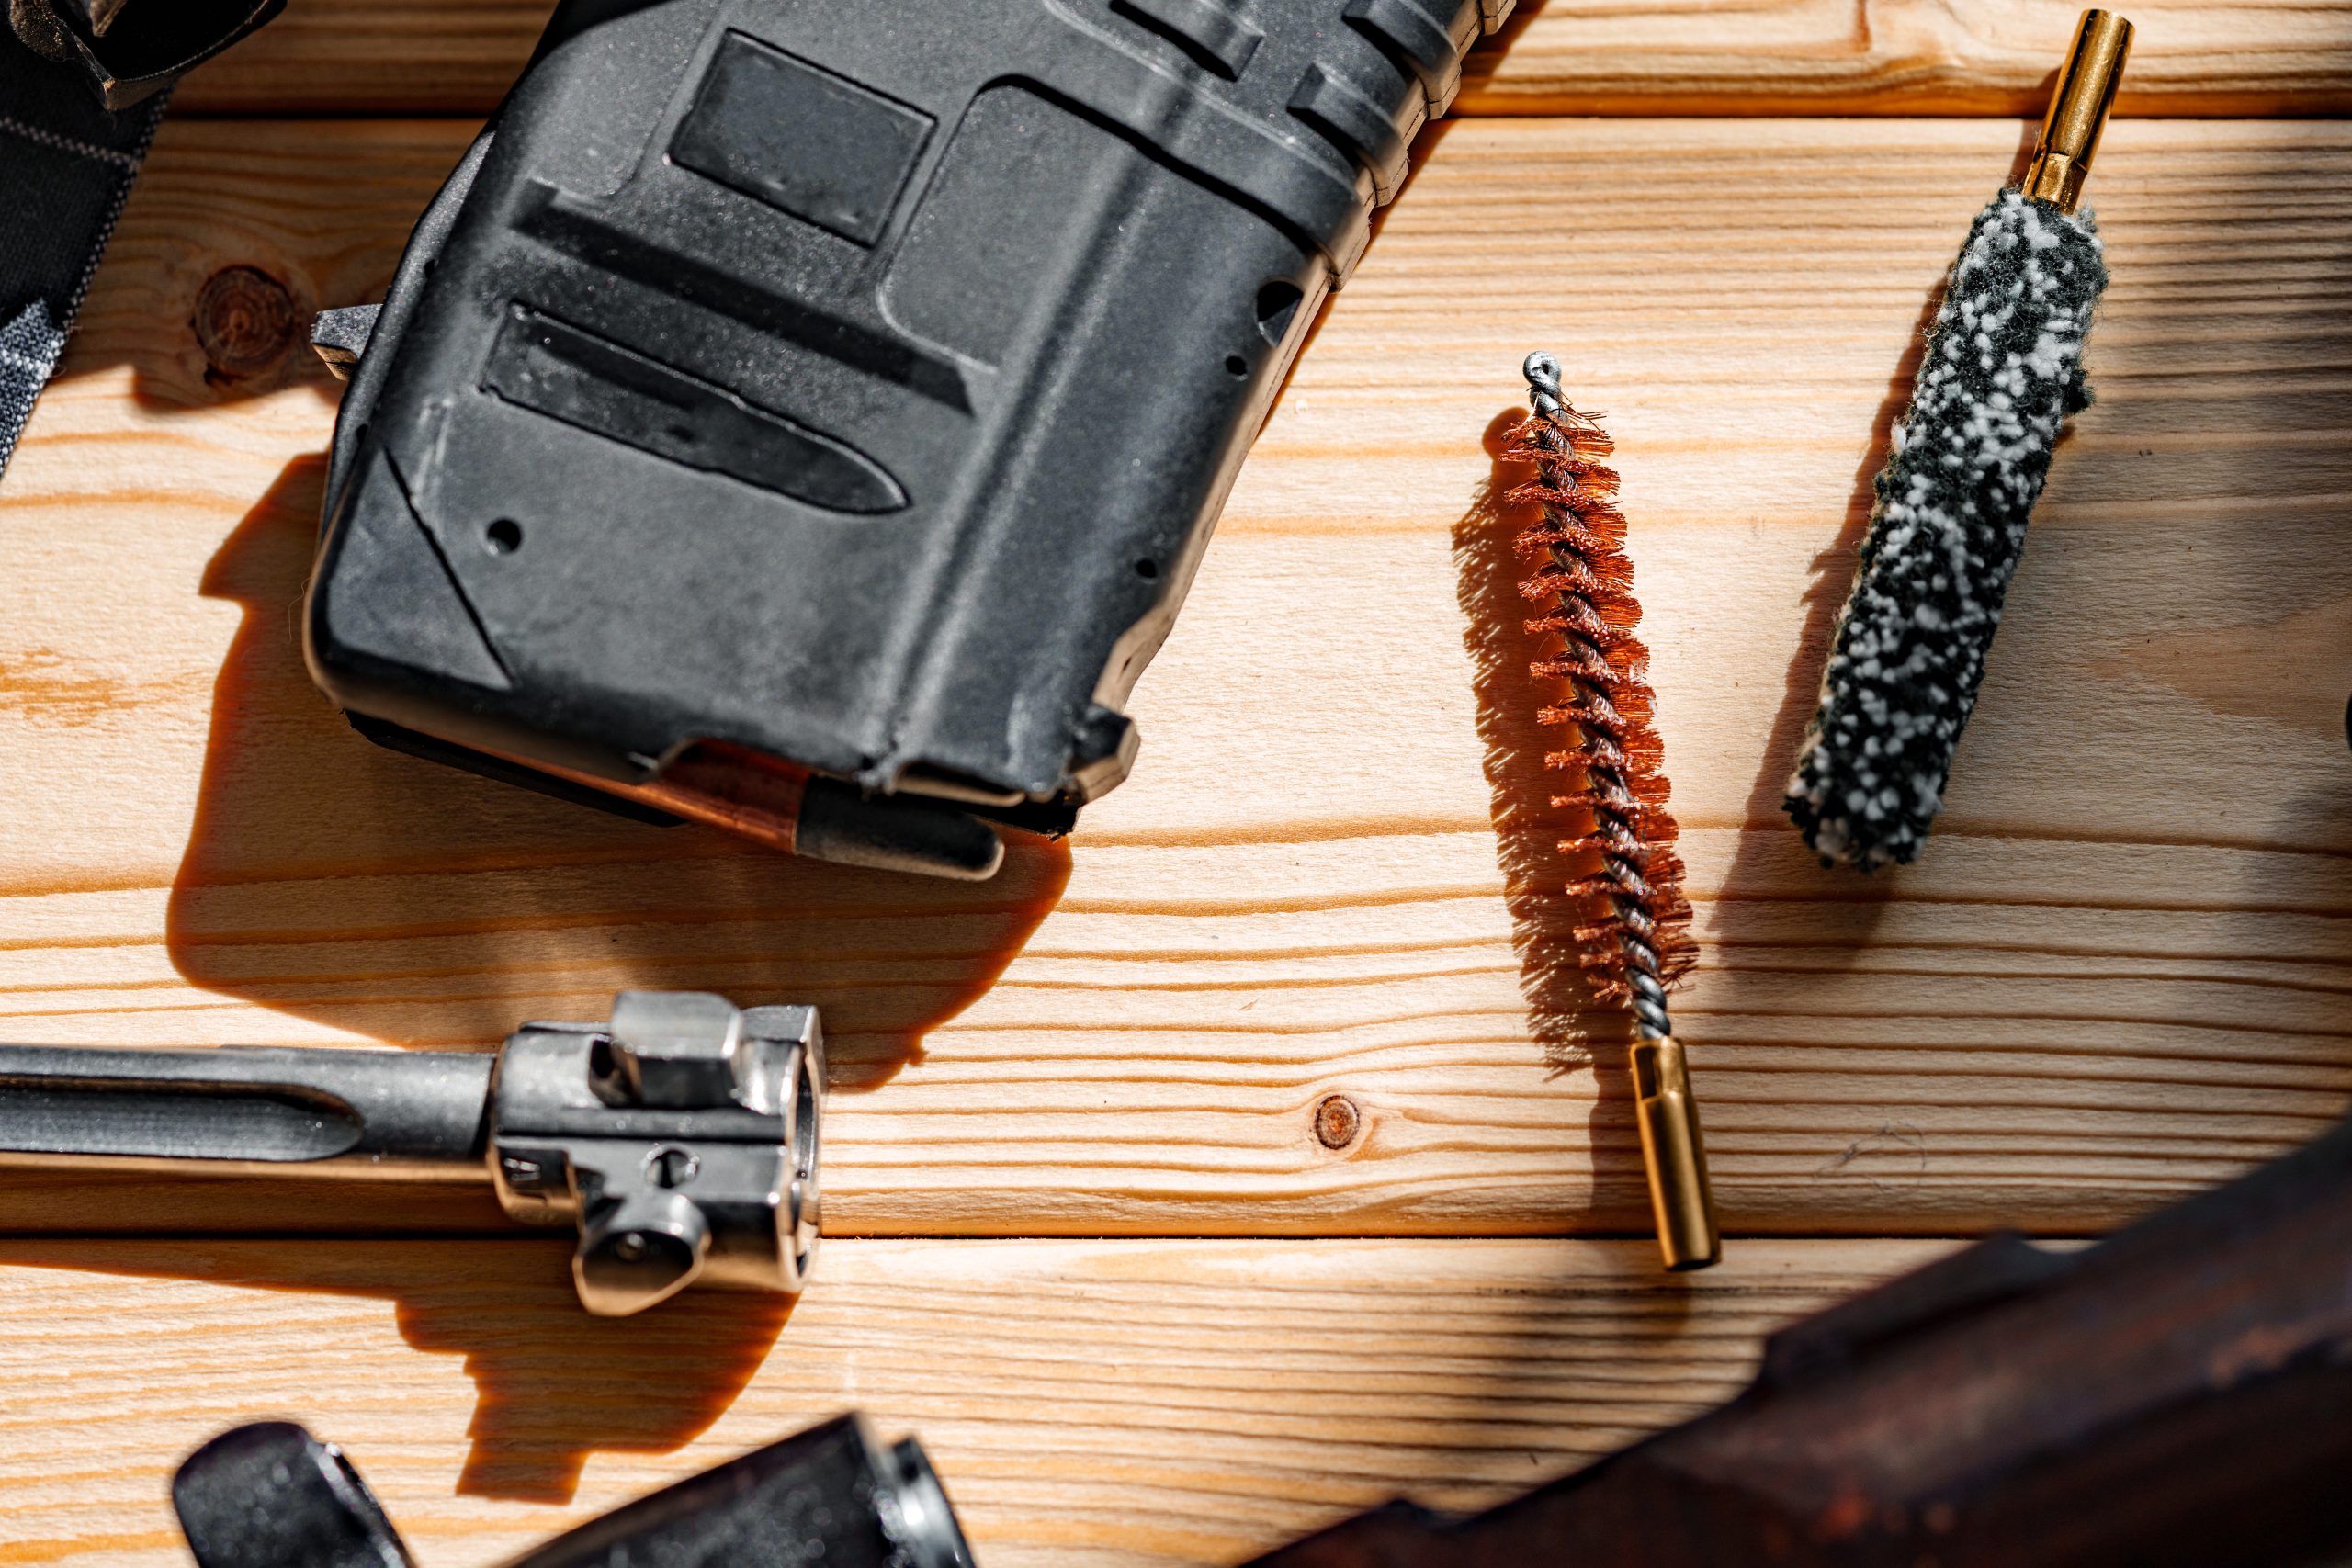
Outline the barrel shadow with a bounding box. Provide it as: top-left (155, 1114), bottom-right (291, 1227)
top-left (0, 1238), bottom-right (791, 1504)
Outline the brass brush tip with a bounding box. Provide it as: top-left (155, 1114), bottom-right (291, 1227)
top-left (2022, 9), bottom-right (2135, 213)
top-left (1634, 1035), bottom-right (1720, 1270)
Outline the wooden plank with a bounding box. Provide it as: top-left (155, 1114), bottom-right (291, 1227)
top-left (179, 0), bottom-right (550, 118)
top-left (0, 1235), bottom-right (1939, 1568)
top-left (0, 117), bottom-right (2346, 1240)
top-left (170, 0), bottom-right (2352, 119)
top-left (1460, 0), bottom-right (2352, 117)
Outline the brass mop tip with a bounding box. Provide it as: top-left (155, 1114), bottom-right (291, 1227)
top-left (2023, 11), bottom-right (2135, 215)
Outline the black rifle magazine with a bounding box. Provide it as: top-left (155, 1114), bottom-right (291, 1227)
top-left (311, 0), bottom-right (1514, 878)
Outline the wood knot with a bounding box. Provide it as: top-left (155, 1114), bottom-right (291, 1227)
top-left (1312, 1095), bottom-right (1362, 1151)
top-left (193, 266), bottom-right (300, 383)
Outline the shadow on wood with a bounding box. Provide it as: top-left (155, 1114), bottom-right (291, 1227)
top-left (0, 1237), bottom-right (791, 1504)
top-left (1695, 243), bottom-right (1947, 1019)
top-left (1680, 241), bottom-right (1954, 1227)
top-left (164, 457), bottom-right (1070, 1082)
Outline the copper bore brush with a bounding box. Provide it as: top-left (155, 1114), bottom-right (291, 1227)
top-left (1507, 351), bottom-right (1720, 1271)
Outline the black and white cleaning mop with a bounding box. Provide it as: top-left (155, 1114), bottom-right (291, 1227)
top-left (1786, 10), bottom-right (2133, 871)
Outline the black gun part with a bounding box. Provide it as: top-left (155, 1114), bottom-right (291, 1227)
top-left (310, 0), bottom-right (1516, 880)
top-left (174, 1416), bottom-right (972, 1568)
top-left (1251, 1107), bottom-right (2352, 1568)
top-left (0, 990), bottom-right (823, 1317)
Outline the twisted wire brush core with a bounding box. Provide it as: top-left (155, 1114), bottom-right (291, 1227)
top-left (1785, 192), bottom-right (2110, 872)
top-left (1509, 352), bottom-right (1694, 1042)
top-left (1509, 353), bottom-right (1717, 1271)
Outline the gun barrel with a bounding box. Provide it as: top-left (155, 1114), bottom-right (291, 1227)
top-left (1254, 1111), bottom-right (2352, 1568)
top-left (0, 1043), bottom-right (492, 1179)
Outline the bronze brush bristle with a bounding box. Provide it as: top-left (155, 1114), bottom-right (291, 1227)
top-left (1505, 350), bottom-right (1720, 1271)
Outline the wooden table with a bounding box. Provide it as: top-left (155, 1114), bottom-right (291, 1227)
top-left (4, 3), bottom-right (2348, 1562)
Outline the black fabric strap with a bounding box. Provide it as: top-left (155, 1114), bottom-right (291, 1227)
top-left (0, 1), bottom-right (280, 479)
top-left (0, 22), bottom-right (165, 475)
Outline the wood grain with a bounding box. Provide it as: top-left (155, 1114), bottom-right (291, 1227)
top-left (169, 0), bottom-right (2352, 119)
top-left (179, 0), bottom-right (553, 118)
top-left (0, 1235), bottom-right (1939, 1568)
top-left (0, 116), bottom-right (2346, 1239)
top-left (1460, 0), bottom-right (2352, 117)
